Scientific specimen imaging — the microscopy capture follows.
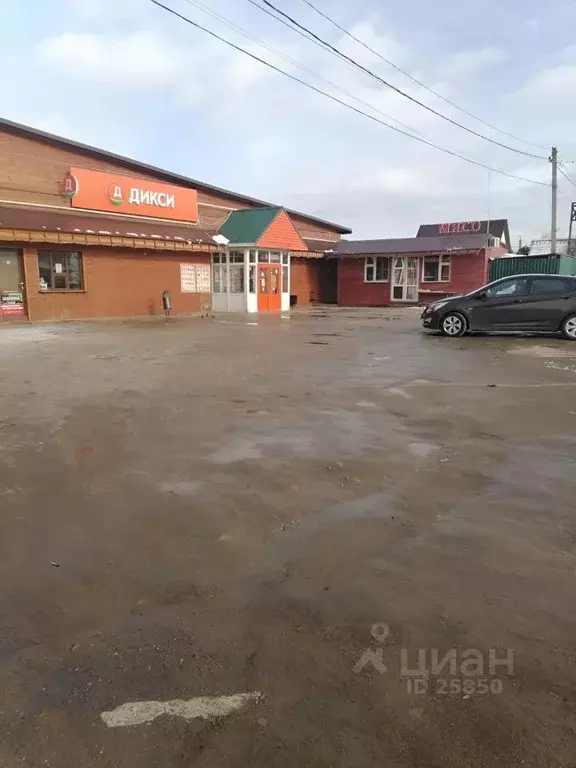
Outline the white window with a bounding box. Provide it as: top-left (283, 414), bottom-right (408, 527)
top-left (423, 254), bottom-right (451, 283)
top-left (364, 256), bottom-right (389, 282)
top-left (229, 264), bottom-right (244, 293)
top-left (487, 236), bottom-right (500, 248)
top-left (212, 253), bottom-right (226, 293)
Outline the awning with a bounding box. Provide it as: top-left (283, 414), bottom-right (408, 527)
top-left (0, 204), bottom-right (218, 251)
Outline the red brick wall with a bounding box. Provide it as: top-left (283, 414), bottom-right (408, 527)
top-left (337, 257), bottom-right (391, 306)
top-left (337, 251), bottom-right (491, 307)
top-left (22, 246), bottom-right (211, 321)
top-left (290, 258), bottom-right (323, 306)
top-left (420, 250), bottom-right (489, 300)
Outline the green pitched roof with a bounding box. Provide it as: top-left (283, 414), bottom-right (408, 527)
top-left (218, 207), bottom-right (281, 245)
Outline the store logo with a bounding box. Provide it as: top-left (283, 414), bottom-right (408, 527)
top-left (62, 173), bottom-right (79, 199)
top-left (438, 221), bottom-right (482, 234)
top-left (107, 183), bottom-right (124, 207)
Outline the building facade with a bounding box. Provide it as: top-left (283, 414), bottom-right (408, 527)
top-left (333, 220), bottom-right (510, 307)
top-left (0, 118), bottom-right (350, 322)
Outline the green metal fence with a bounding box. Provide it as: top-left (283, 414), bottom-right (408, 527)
top-left (488, 255), bottom-right (561, 282)
top-left (559, 256), bottom-right (576, 276)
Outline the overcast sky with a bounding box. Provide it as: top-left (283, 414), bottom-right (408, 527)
top-left (3, 0), bottom-right (576, 243)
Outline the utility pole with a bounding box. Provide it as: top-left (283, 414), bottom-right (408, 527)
top-left (551, 146), bottom-right (558, 255)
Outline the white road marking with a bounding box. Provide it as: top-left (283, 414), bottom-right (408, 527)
top-left (100, 692), bottom-right (262, 728)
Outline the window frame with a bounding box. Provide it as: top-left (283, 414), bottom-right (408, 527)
top-left (364, 256), bottom-right (390, 283)
top-left (211, 252), bottom-right (226, 293)
top-left (422, 254), bottom-right (451, 283)
top-left (38, 250), bottom-right (84, 291)
top-left (530, 276), bottom-right (574, 296)
top-left (485, 277), bottom-right (530, 298)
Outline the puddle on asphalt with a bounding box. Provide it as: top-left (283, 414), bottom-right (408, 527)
top-left (0, 327), bottom-right (59, 346)
top-left (508, 344), bottom-right (576, 358)
top-left (237, 491), bottom-right (397, 593)
top-left (211, 432), bottom-right (316, 464)
top-left (408, 442), bottom-right (439, 459)
top-left (545, 361), bottom-right (576, 373)
top-left (161, 480), bottom-right (204, 495)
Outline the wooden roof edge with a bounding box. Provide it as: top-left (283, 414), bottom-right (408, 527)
top-left (0, 228), bottom-right (219, 252)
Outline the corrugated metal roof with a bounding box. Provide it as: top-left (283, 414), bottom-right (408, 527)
top-left (529, 238), bottom-right (576, 256)
top-left (218, 207), bottom-right (280, 245)
top-left (331, 233), bottom-right (489, 256)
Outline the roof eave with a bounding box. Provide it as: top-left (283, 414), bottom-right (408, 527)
top-left (0, 117), bottom-right (352, 235)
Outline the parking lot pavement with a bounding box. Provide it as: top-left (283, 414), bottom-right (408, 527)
top-left (1, 307), bottom-right (576, 767)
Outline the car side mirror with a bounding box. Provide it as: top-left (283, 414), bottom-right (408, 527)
top-left (476, 291), bottom-right (487, 301)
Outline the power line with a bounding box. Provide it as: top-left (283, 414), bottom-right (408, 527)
top-left (297, 0), bottom-right (549, 152)
top-left (253, 0), bottom-right (548, 160)
top-left (183, 0), bottom-right (551, 188)
top-left (559, 165), bottom-right (576, 191)
top-left (149, 0), bottom-right (549, 187)
top-left (180, 0), bottom-right (428, 138)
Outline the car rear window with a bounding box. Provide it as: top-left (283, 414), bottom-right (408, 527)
top-left (531, 277), bottom-right (576, 295)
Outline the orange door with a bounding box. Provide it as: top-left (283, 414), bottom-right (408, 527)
top-left (269, 266), bottom-right (281, 311)
top-left (257, 265), bottom-right (282, 312)
top-left (258, 265), bottom-right (269, 311)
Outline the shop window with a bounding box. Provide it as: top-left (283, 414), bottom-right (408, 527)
top-left (249, 250), bottom-right (257, 263)
top-left (249, 265), bottom-right (256, 293)
top-left (259, 251), bottom-right (270, 263)
top-left (38, 250), bottom-right (83, 291)
top-left (229, 251), bottom-right (244, 263)
top-left (364, 256), bottom-right (389, 283)
top-left (270, 252), bottom-right (281, 263)
top-left (423, 255), bottom-right (451, 283)
top-left (282, 252), bottom-right (289, 265)
top-left (282, 265), bottom-right (289, 293)
top-left (229, 264), bottom-right (244, 293)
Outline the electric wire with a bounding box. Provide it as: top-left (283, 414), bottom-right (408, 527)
top-left (252, 0), bottom-right (548, 160)
top-left (559, 165), bottom-right (576, 191)
top-left (150, 0), bottom-right (550, 188)
top-left (180, 0), bottom-right (428, 138)
top-left (297, 0), bottom-right (549, 151)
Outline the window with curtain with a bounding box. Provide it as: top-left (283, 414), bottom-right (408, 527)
top-left (38, 251), bottom-right (83, 291)
top-left (423, 255), bottom-right (451, 283)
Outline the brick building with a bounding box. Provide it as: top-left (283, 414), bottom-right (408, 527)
top-left (332, 220), bottom-right (510, 307)
top-left (0, 118), bottom-right (350, 322)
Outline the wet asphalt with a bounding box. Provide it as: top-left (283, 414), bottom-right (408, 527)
top-left (1, 307), bottom-right (576, 767)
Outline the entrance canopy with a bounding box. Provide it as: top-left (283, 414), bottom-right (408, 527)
top-left (218, 207), bottom-right (308, 251)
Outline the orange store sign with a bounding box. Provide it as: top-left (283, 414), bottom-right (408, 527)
top-left (62, 167), bottom-right (198, 222)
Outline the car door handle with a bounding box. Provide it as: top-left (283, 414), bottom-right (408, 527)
top-left (512, 299), bottom-right (523, 304)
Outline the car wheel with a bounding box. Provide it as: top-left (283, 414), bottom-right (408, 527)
top-left (440, 312), bottom-right (467, 338)
top-left (561, 313), bottom-right (576, 340)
